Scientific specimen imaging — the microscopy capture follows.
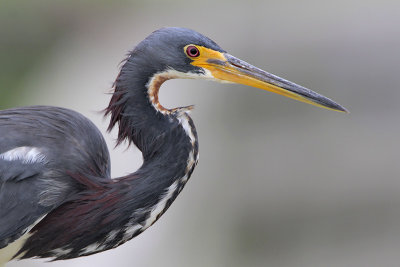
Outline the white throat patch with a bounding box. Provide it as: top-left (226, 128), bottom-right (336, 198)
top-left (146, 68), bottom-right (217, 114)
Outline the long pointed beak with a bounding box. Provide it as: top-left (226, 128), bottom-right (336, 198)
top-left (194, 51), bottom-right (348, 112)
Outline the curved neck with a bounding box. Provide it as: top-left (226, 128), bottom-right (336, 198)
top-left (102, 59), bottom-right (199, 240)
top-left (20, 61), bottom-right (200, 260)
top-left (106, 59), bottom-right (198, 162)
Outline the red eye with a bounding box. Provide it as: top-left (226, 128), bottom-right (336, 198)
top-left (186, 45), bottom-right (200, 57)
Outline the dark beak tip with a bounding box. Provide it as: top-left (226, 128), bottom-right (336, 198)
top-left (323, 101), bottom-right (349, 113)
top-left (340, 106), bottom-right (350, 114)
top-left (312, 94), bottom-right (349, 114)
top-left (332, 103), bottom-right (349, 114)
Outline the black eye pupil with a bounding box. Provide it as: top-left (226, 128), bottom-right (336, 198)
top-left (187, 46), bottom-right (199, 57)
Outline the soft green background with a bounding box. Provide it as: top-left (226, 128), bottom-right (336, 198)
top-left (2, 0), bottom-right (400, 266)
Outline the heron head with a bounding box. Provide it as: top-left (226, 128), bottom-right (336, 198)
top-left (124, 27), bottom-right (347, 112)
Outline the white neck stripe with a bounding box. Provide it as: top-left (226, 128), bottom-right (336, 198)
top-left (146, 68), bottom-right (217, 115)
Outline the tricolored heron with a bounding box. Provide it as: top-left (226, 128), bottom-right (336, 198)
top-left (0, 27), bottom-right (346, 266)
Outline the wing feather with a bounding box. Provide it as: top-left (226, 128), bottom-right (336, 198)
top-left (0, 159), bottom-right (49, 248)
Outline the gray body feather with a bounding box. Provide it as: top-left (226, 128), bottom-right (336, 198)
top-left (0, 106), bottom-right (110, 249)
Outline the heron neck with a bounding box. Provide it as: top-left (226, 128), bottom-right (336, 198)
top-left (105, 59), bottom-right (199, 191)
top-left (104, 65), bottom-right (199, 241)
top-left (107, 63), bottom-right (198, 158)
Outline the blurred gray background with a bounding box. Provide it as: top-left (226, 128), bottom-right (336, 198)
top-left (2, 0), bottom-right (400, 266)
